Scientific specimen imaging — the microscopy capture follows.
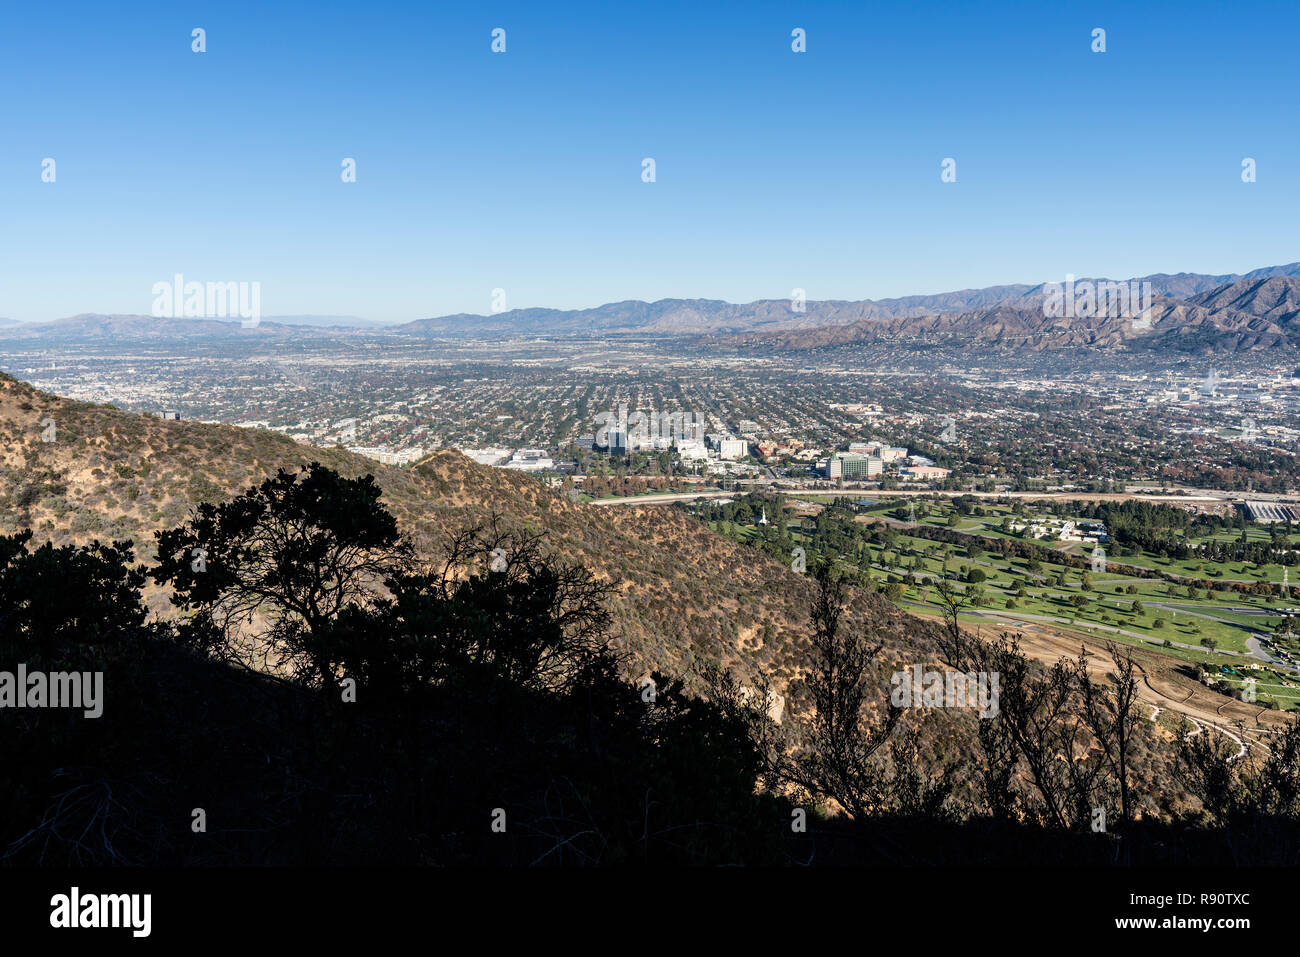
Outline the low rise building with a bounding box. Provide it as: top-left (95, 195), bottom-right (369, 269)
top-left (503, 449), bottom-right (554, 472)
top-left (460, 447), bottom-right (512, 467)
top-left (899, 465), bottom-right (951, 481)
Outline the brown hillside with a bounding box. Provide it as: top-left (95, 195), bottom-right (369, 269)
top-left (2, 371), bottom-right (1251, 813)
top-left (0, 371), bottom-right (936, 695)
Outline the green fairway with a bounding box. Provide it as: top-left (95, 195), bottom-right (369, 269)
top-left (702, 493), bottom-right (1300, 710)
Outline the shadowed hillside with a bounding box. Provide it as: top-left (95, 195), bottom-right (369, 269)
top-left (0, 371), bottom-right (932, 699)
top-left (5, 372), bottom-right (1300, 865)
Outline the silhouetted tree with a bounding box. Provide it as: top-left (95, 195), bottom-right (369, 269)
top-left (1078, 643), bottom-right (1142, 823)
top-left (153, 462), bottom-right (412, 688)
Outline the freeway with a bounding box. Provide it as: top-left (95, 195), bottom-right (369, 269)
top-left (586, 485), bottom-right (1265, 507)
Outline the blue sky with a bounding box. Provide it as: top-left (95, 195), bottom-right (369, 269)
top-left (1, 0), bottom-right (1296, 323)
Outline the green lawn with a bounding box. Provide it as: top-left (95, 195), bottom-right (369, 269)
top-left (706, 503), bottom-right (1300, 706)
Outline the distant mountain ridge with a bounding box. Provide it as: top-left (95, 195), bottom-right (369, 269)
top-left (0, 314), bottom-right (313, 342)
top-left (1187, 276), bottom-right (1300, 324)
top-left (264, 315), bottom-right (391, 329)
top-left (3, 262), bottom-right (1300, 351)
top-left (722, 275), bottom-right (1300, 355)
top-left (387, 263), bottom-right (1300, 337)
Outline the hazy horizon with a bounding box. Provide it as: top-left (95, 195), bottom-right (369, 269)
top-left (7, 257), bottom-right (1300, 326)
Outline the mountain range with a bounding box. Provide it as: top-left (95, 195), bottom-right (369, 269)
top-left (722, 275), bottom-right (1300, 355)
top-left (4, 263), bottom-right (1300, 353)
top-left (393, 263), bottom-right (1300, 338)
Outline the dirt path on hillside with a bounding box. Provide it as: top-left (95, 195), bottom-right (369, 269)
top-left (918, 613), bottom-right (1294, 755)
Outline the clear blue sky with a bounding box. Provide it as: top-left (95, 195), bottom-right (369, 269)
top-left (1, 0), bottom-right (1296, 323)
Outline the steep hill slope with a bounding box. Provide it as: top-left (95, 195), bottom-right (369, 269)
top-left (0, 371), bottom-right (935, 697)
top-left (1189, 276), bottom-right (1300, 326)
top-left (712, 294), bottom-right (1292, 354)
top-left (3, 372), bottom-right (1262, 815)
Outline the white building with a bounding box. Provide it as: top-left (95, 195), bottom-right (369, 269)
top-left (676, 441), bottom-right (709, 462)
top-left (827, 454), bottom-right (883, 480)
top-left (460, 447), bottom-right (512, 466)
top-left (347, 446), bottom-right (427, 466)
top-left (719, 437), bottom-right (748, 460)
top-left (503, 449), bottom-right (554, 472)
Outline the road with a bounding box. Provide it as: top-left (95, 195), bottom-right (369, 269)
top-left (588, 485), bottom-right (1273, 507)
top-left (915, 611), bottom-right (1292, 756)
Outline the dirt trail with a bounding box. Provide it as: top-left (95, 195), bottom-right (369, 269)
top-left (929, 614), bottom-right (1294, 754)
